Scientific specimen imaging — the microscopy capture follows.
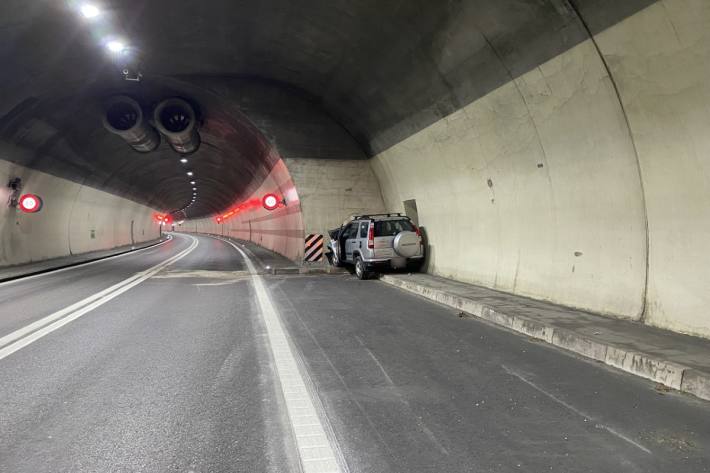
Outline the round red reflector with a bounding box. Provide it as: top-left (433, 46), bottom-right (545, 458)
top-left (262, 193), bottom-right (280, 211)
top-left (19, 194), bottom-right (43, 213)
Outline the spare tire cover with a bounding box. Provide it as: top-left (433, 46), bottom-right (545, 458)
top-left (393, 231), bottom-right (420, 257)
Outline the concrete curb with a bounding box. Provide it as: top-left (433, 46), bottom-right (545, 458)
top-left (267, 265), bottom-right (349, 275)
top-left (380, 275), bottom-right (710, 402)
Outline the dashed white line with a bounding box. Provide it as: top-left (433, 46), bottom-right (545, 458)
top-left (355, 335), bottom-right (395, 386)
top-left (501, 364), bottom-right (652, 454)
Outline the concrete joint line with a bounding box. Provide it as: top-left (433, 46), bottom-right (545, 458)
top-left (0, 235), bottom-right (199, 362)
top-left (214, 236), bottom-right (345, 473)
top-left (380, 275), bottom-right (710, 402)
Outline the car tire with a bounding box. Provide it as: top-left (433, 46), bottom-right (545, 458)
top-left (406, 259), bottom-right (424, 273)
top-left (355, 256), bottom-right (370, 280)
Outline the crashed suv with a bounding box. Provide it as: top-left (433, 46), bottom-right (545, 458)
top-left (327, 213), bottom-right (424, 279)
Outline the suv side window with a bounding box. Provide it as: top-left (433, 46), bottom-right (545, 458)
top-left (344, 224), bottom-right (357, 239)
top-left (359, 222), bottom-right (369, 238)
top-left (374, 219), bottom-right (415, 237)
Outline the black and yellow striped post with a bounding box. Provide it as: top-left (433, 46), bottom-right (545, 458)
top-left (304, 234), bottom-right (324, 262)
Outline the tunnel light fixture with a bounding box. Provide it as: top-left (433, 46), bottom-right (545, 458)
top-left (192, 187), bottom-right (197, 191)
top-left (262, 193), bottom-right (281, 211)
top-left (186, 171), bottom-right (194, 176)
top-left (189, 180), bottom-right (196, 185)
top-left (180, 158), bottom-right (188, 164)
top-left (80, 3), bottom-right (100, 19)
top-left (18, 194), bottom-right (43, 213)
top-left (106, 40), bottom-right (127, 54)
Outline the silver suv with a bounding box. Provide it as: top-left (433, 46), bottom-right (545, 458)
top-left (328, 213), bottom-right (424, 279)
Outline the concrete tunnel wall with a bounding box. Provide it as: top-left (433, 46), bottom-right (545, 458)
top-left (185, 157), bottom-right (386, 261)
top-left (0, 159), bottom-right (160, 267)
top-left (186, 0), bottom-right (710, 339)
top-left (371, 1), bottom-right (710, 338)
top-left (1, 0), bottom-right (707, 341)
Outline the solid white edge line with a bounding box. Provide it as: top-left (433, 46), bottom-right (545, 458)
top-left (214, 236), bottom-right (344, 473)
top-left (0, 235), bottom-right (174, 288)
top-left (0, 235), bottom-right (198, 360)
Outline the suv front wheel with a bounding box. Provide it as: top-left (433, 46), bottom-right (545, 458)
top-left (354, 256), bottom-right (371, 280)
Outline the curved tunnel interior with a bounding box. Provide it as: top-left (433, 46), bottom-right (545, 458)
top-left (1, 0), bottom-right (657, 219)
top-left (2, 1), bottom-right (710, 471)
top-left (1, 0), bottom-right (710, 339)
top-left (1, 79), bottom-right (278, 219)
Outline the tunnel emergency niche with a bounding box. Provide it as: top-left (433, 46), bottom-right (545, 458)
top-left (153, 98), bottom-right (201, 155)
top-left (102, 96), bottom-right (161, 153)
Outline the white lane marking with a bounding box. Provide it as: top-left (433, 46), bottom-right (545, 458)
top-left (501, 365), bottom-right (652, 454)
top-left (216, 237), bottom-right (345, 473)
top-left (355, 335), bottom-right (395, 387)
top-left (0, 235), bottom-right (198, 361)
top-left (0, 235), bottom-right (173, 288)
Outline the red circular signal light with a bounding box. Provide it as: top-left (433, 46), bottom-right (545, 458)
top-left (262, 193), bottom-right (280, 211)
top-left (18, 194), bottom-right (43, 213)
top-left (216, 216), bottom-right (223, 224)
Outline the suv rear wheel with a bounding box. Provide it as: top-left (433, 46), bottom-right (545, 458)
top-left (355, 256), bottom-right (370, 280)
top-left (406, 259), bottom-right (424, 272)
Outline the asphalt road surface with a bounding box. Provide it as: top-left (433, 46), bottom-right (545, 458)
top-left (0, 233), bottom-right (708, 472)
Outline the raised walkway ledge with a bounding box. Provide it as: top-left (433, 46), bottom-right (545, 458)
top-left (380, 273), bottom-right (710, 402)
top-left (0, 236), bottom-right (169, 283)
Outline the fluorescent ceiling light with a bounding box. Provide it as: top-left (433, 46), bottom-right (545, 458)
top-left (106, 40), bottom-right (126, 53)
top-left (80, 4), bottom-right (100, 18)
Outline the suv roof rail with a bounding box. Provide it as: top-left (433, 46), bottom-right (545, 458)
top-left (351, 213), bottom-right (408, 220)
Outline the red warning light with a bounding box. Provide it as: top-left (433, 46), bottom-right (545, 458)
top-left (216, 216), bottom-right (223, 224)
top-left (18, 194), bottom-right (43, 213)
top-left (262, 193), bottom-right (280, 211)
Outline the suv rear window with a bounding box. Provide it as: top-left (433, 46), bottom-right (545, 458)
top-left (374, 219), bottom-right (415, 237)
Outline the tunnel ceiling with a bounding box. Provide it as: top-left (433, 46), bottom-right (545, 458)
top-left (0, 0), bottom-right (655, 217)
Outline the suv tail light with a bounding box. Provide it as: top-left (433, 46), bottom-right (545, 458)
top-left (413, 224), bottom-right (422, 238)
top-left (368, 223), bottom-right (375, 249)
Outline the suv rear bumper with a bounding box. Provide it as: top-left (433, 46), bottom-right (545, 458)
top-left (362, 255), bottom-right (423, 271)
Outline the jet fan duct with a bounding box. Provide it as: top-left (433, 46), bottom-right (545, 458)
top-left (102, 96), bottom-right (160, 153)
top-left (153, 98), bottom-right (201, 155)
